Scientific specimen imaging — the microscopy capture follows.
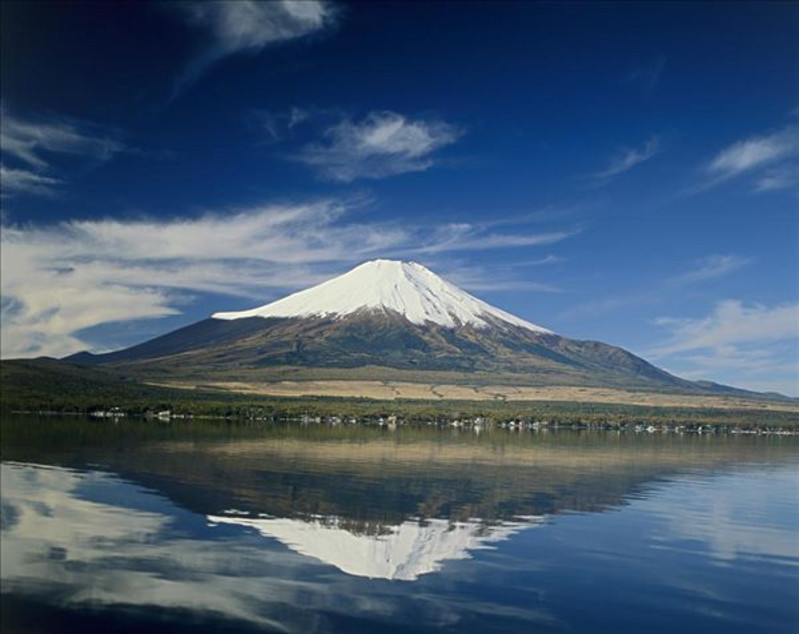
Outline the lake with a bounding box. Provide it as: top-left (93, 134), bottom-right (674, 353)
top-left (1, 414), bottom-right (797, 633)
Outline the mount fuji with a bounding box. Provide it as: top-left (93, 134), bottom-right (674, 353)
top-left (213, 259), bottom-right (552, 333)
top-left (67, 259), bottom-right (744, 395)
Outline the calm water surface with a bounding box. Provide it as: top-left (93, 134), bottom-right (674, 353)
top-left (1, 415), bottom-right (797, 633)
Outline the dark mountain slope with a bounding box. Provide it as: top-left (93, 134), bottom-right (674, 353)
top-left (59, 259), bottom-right (788, 400)
top-left (68, 311), bottom-right (741, 395)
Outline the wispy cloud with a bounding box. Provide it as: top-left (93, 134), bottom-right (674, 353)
top-left (0, 108), bottom-right (124, 197)
top-left (559, 254), bottom-right (752, 321)
top-left (754, 163), bottom-right (799, 192)
top-left (0, 165), bottom-right (62, 197)
top-left (670, 254), bottom-right (752, 284)
top-left (295, 111), bottom-right (461, 181)
top-left (174, 1), bottom-right (337, 93)
top-left (647, 300), bottom-right (799, 394)
top-left (417, 223), bottom-right (576, 254)
top-left (1, 201), bottom-right (572, 358)
top-left (708, 126), bottom-right (798, 178)
top-left (648, 300), bottom-right (799, 393)
top-left (557, 293), bottom-right (660, 323)
top-left (0, 200), bottom-right (382, 357)
top-left (1, 108), bottom-right (124, 170)
top-left (649, 300), bottom-right (798, 358)
top-left (519, 255), bottom-right (564, 267)
top-left (439, 261), bottom-right (562, 293)
top-left (592, 136), bottom-right (660, 182)
top-left (251, 107), bottom-right (311, 143)
top-left (702, 124), bottom-right (799, 192)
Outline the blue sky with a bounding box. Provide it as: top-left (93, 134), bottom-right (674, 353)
top-left (1, 1), bottom-right (797, 395)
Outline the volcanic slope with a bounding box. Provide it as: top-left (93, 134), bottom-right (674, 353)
top-left (68, 260), bottom-right (757, 396)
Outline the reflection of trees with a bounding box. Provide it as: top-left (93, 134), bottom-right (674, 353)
top-left (3, 415), bottom-right (796, 535)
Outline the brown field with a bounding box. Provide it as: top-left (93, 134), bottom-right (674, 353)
top-left (151, 379), bottom-right (798, 412)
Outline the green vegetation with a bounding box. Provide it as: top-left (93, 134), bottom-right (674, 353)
top-left (2, 358), bottom-right (797, 427)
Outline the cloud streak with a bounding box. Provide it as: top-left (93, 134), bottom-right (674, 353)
top-left (647, 300), bottom-right (799, 395)
top-left (708, 126), bottom-right (799, 178)
top-left (0, 108), bottom-right (124, 197)
top-left (701, 124), bottom-right (799, 192)
top-left (417, 223), bottom-right (576, 254)
top-left (251, 107), bottom-right (311, 143)
top-left (295, 111), bottom-right (461, 181)
top-left (593, 136), bottom-right (660, 181)
top-left (649, 300), bottom-right (798, 358)
top-left (669, 254), bottom-right (752, 284)
top-left (558, 253), bottom-right (753, 324)
top-left (0, 165), bottom-right (62, 197)
top-left (175, 1), bottom-right (337, 93)
top-left (438, 261), bottom-right (562, 293)
top-left (1, 201), bottom-right (570, 358)
top-left (754, 163), bottom-right (799, 192)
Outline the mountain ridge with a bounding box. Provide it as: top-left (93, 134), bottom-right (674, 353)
top-left (63, 259), bottom-right (783, 400)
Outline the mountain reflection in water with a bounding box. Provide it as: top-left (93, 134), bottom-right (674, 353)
top-left (208, 513), bottom-right (542, 580)
top-left (1, 415), bottom-right (797, 634)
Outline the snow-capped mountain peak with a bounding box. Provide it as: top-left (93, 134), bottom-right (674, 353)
top-left (212, 259), bottom-right (552, 333)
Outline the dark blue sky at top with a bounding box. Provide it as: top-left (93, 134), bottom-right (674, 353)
top-left (1, 1), bottom-right (797, 394)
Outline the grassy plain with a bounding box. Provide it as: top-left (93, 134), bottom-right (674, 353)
top-left (154, 379), bottom-right (799, 412)
top-left (2, 358), bottom-right (797, 427)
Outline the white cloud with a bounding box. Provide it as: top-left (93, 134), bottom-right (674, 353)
top-left (417, 223), bottom-right (576, 254)
top-left (1, 109), bottom-right (124, 170)
top-left (295, 111), bottom-right (461, 181)
top-left (700, 125), bottom-right (799, 193)
top-left (648, 300), bottom-right (799, 395)
top-left (650, 300), bottom-right (798, 357)
top-left (670, 254), bottom-right (752, 284)
top-left (659, 347), bottom-right (799, 397)
top-left (175, 1), bottom-right (337, 91)
top-left (0, 200), bottom-right (389, 357)
top-left (708, 126), bottom-right (799, 178)
top-left (0, 109), bottom-right (124, 197)
top-left (252, 107), bottom-right (311, 143)
top-left (1, 201), bottom-right (571, 358)
top-left (183, 0), bottom-right (333, 54)
top-left (754, 163), bottom-right (799, 192)
top-left (593, 136), bottom-right (660, 181)
top-left (0, 165), bottom-right (62, 197)
top-left (513, 255), bottom-right (564, 267)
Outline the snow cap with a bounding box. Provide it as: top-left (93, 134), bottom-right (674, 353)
top-left (212, 259), bottom-right (552, 333)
